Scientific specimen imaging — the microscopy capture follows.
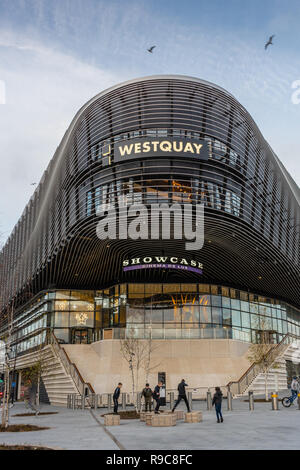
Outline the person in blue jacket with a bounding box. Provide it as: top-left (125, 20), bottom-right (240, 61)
top-left (113, 382), bottom-right (122, 414)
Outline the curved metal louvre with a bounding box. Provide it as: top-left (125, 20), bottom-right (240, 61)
top-left (0, 75), bottom-right (299, 318)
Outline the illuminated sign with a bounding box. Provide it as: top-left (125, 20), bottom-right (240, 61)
top-left (123, 256), bottom-right (203, 275)
top-left (75, 312), bottom-right (89, 326)
top-left (114, 137), bottom-right (209, 162)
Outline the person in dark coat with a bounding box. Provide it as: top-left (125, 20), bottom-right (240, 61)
top-left (212, 387), bottom-right (223, 423)
top-left (153, 381), bottom-right (163, 414)
top-left (113, 382), bottom-right (122, 414)
top-left (142, 383), bottom-right (153, 412)
top-left (172, 379), bottom-right (190, 413)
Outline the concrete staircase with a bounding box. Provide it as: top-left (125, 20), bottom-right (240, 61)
top-left (13, 345), bottom-right (79, 406)
top-left (237, 341), bottom-right (300, 396)
top-left (40, 345), bottom-right (79, 406)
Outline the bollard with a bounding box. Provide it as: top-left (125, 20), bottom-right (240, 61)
top-left (107, 393), bottom-right (112, 412)
top-left (271, 392), bottom-right (279, 410)
top-left (227, 391), bottom-right (233, 411)
top-left (248, 391), bottom-right (254, 411)
top-left (206, 390), bottom-right (212, 410)
top-left (137, 392), bottom-right (142, 412)
top-left (169, 392), bottom-right (174, 410)
top-left (188, 391), bottom-right (193, 411)
top-left (297, 393), bottom-right (300, 410)
top-left (122, 392), bottom-right (127, 411)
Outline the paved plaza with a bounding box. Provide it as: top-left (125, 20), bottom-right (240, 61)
top-left (1, 393), bottom-right (299, 450)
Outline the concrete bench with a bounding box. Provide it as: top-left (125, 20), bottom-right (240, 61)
top-left (184, 411), bottom-right (203, 423)
top-left (151, 413), bottom-right (177, 427)
top-left (165, 410), bottom-right (185, 420)
top-left (104, 414), bottom-right (120, 426)
top-left (140, 411), bottom-right (155, 422)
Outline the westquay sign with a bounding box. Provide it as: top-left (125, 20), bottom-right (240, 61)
top-left (114, 137), bottom-right (209, 162)
top-left (123, 256), bottom-right (203, 275)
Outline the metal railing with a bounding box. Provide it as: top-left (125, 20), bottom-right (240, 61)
top-left (66, 387), bottom-right (229, 411)
top-left (227, 333), bottom-right (299, 396)
top-left (47, 330), bottom-right (94, 397)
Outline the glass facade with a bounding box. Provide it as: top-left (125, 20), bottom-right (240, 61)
top-left (6, 284), bottom-right (299, 356)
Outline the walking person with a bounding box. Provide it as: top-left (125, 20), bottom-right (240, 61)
top-left (153, 381), bottom-right (163, 414)
top-left (113, 382), bottom-right (122, 415)
top-left (142, 383), bottom-right (153, 412)
top-left (172, 379), bottom-right (190, 413)
top-left (212, 387), bottom-right (223, 423)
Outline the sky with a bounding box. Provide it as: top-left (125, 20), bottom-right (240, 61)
top-left (0, 0), bottom-right (299, 241)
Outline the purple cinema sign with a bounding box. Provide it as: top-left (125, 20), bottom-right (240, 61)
top-left (123, 263), bottom-right (203, 275)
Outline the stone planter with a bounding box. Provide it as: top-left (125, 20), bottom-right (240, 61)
top-left (151, 414), bottom-right (177, 427)
top-left (184, 411), bottom-right (203, 423)
top-left (104, 414), bottom-right (120, 426)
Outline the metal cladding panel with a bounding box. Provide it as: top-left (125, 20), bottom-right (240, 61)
top-left (0, 75), bottom-right (299, 321)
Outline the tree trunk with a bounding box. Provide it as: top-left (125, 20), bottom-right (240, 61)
top-left (265, 371), bottom-right (269, 402)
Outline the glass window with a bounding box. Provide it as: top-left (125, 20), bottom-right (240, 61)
top-left (164, 308), bottom-right (177, 323)
top-left (55, 291), bottom-right (71, 300)
top-left (223, 308), bottom-right (231, 325)
top-left (182, 304), bottom-right (199, 324)
top-left (54, 312), bottom-right (69, 327)
top-left (70, 311), bottom-right (94, 327)
top-left (199, 294), bottom-right (211, 306)
top-left (150, 309), bottom-right (163, 323)
top-left (231, 299), bottom-right (240, 310)
top-left (200, 306), bottom-right (211, 323)
top-left (128, 284), bottom-right (144, 294)
top-left (250, 314), bottom-right (260, 329)
top-left (211, 295), bottom-right (222, 307)
top-left (241, 301), bottom-right (249, 312)
top-left (54, 329), bottom-right (69, 343)
top-left (145, 284), bottom-right (162, 294)
top-left (163, 284), bottom-right (181, 293)
top-left (70, 301), bottom-right (94, 311)
top-left (198, 284), bottom-right (210, 293)
top-left (222, 297), bottom-right (231, 308)
top-left (241, 312), bottom-right (250, 328)
top-left (232, 311), bottom-right (241, 327)
top-left (86, 191), bottom-right (92, 216)
top-left (54, 300), bottom-right (69, 311)
top-left (212, 307), bottom-right (222, 325)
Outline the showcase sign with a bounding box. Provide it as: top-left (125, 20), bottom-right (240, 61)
top-left (123, 256), bottom-right (203, 275)
top-left (114, 137), bottom-right (209, 162)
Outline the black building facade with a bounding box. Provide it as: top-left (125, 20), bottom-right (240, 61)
top-left (0, 75), bottom-right (299, 352)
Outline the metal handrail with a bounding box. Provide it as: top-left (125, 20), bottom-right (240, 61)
top-left (227, 333), bottom-right (299, 395)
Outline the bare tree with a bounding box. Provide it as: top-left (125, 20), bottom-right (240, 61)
top-left (1, 301), bottom-right (14, 428)
top-left (21, 344), bottom-right (50, 410)
top-left (247, 318), bottom-right (280, 401)
top-left (120, 328), bottom-right (160, 409)
top-left (142, 334), bottom-right (161, 382)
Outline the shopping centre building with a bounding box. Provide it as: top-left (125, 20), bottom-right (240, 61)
top-left (0, 75), bottom-right (299, 402)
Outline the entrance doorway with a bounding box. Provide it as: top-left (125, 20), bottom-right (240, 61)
top-left (70, 328), bottom-right (92, 344)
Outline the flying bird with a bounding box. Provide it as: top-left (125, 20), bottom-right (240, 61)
top-left (30, 182), bottom-right (36, 186)
top-left (265, 35), bottom-right (275, 50)
top-left (147, 45), bottom-right (156, 53)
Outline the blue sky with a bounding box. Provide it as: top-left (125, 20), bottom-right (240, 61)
top-left (0, 0), bottom-right (299, 238)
